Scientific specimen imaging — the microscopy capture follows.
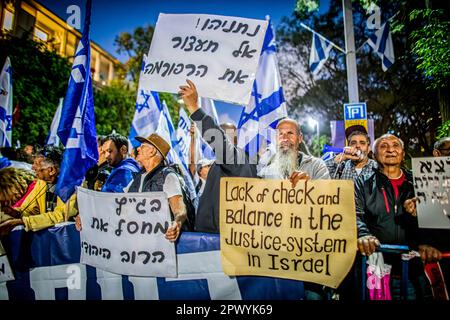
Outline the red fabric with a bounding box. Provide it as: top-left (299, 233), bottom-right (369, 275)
top-left (389, 172), bottom-right (405, 200)
top-left (12, 180), bottom-right (37, 208)
top-left (12, 103), bottom-right (20, 125)
top-left (381, 188), bottom-right (390, 214)
top-left (424, 262), bottom-right (449, 300)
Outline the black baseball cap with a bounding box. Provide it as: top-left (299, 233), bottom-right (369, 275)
top-left (345, 125), bottom-right (368, 140)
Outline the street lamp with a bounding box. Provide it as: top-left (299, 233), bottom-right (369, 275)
top-left (308, 118), bottom-right (320, 157)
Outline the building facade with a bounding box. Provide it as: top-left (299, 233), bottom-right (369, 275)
top-left (0, 0), bottom-right (121, 86)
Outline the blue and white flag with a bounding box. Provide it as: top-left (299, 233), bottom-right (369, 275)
top-left (367, 21), bottom-right (394, 71)
top-left (2, 225), bottom-right (305, 300)
top-left (198, 97), bottom-right (217, 161)
top-left (56, 0), bottom-right (98, 203)
top-left (309, 33), bottom-right (333, 75)
top-left (200, 97), bottom-right (219, 126)
top-left (128, 54), bottom-right (163, 148)
top-left (45, 98), bottom-right (63, 146)
top-left (237, 18), bottom-right (287, 159)
top-left (0, 57), bottom-right (13, 148)
top-left (156, 100), bottom-right (177, 164)
top-left (175, 107), bottom-right (191, 166)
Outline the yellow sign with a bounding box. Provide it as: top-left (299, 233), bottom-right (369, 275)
top-left (344, 119), bottom-right (368, 134)
top-left (220, 178), bottom-right (357, 289)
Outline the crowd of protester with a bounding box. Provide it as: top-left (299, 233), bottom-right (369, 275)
top-left (0, 80), bottom-right (449, 300)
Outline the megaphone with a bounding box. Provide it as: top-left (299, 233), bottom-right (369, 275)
top-left (322, 144), bottom-right (344, 154)
top-left (322, 144), bottom-right (363, 159)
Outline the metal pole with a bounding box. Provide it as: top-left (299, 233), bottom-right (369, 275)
top-left (343, 0), bottom-right (359, 103)
top-left (317, 123), bottom-right (320, 157)
top-left (300, 23), bottom-right (346, 54)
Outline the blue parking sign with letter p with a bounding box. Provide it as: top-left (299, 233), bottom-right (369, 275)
top-left (344, 103), bottom-right (367, 120)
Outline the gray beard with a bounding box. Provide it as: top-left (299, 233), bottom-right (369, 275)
top-left (274, 149), bottom-right (299, 179)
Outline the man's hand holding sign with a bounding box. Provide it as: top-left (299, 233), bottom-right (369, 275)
top-left (77, 188), bottom-right (177, 277)
top-left (220, 178), bottom-right (357, 289)
top-left (141, 13), bottom-right (268, 105)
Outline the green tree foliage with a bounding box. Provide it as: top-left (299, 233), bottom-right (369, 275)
top-left (408, 5), bottom-right (450, 131)
top-left (94, 83), bottom-right (181, 138)
top-left (280, 0), bottom-right (443, 156)
top-left (409, 8), bottom-right (450, 90)
top-left (309, 134), bottom-right (329, 158)
top-left (0, 34), bottom-right (70, 146)
top-left (114, 25), bottom-right (154, 83)
top-left (113, 25), bottom-right (181, 125)
top-left (437, 119), bottom-right (450, 139)
top-left (0, 33), bottom-right (157, 146)
top-left (159, 92), bottom-right (181, 126)
top-left (94, 80), bottom-right (136, 136)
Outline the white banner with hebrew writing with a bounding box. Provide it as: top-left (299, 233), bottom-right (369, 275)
top-left (140, 13), bottom-right (268, 105)
top-left (412, 156), bottom-right (450, 229)
top-left (0, 255), bottom-right (14, 283)
top-left (0, 241), bottom-right (14, 283)
top-left (77, 188), bottom-right (177, 277)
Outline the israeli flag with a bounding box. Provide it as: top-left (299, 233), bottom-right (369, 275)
top-left (194, 127), bottom-right (215, 162)
top-left (3, 225), bottom-right (305, 300)
top-left (309, 33), bottom-right (333, 75)
top-left (200, 97), bottom-right (219, 125)
top-left (0, 57), bottom-right (13, 148)
top-left (45, 98), bottom-right (63, 146)
top-left (237, 18), bottom-right (287, 159)
top-left (238, 21), bottom-right (287, 158)
top-left (56, 0), bottom-right (98, 202)
top-left (128, 54), bottom-right (163, 149)
top-left (193, 98), bottom-right (216, 162)
top-left (367, 22), bottom-right (394, 71)
top-left (175, 107), bottom-right (191, 166)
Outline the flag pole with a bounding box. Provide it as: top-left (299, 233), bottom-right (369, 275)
top-left (300, 23), bottom-right (346, 54)
top-left (342, 0), bottom-right (359, 103)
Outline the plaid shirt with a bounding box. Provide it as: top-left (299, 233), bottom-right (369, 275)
top-left (325, 158), bottom-right (377, 181)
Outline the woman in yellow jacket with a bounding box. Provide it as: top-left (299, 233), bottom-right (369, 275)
top-left (0, 146), bottom-right (77, 235)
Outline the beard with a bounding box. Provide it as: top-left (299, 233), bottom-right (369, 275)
top-left (273, 148), bottom-right (299, 179)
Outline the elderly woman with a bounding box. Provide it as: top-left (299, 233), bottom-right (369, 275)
top-left (0, 146), bottom-right (77, 236)
top-left (0, 167), bottom-right (36, 223)
top-left (355, 133), bottom-right (442, 299)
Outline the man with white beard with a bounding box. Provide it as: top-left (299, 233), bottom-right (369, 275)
top-left (258, 118), bottom-right (330, 183)
top-left (258, 118), bottom-right (330, 300)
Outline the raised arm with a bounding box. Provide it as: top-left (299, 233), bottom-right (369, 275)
top-left (178, 80), bottom-right (247, 168)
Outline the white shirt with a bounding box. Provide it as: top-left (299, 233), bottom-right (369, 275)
top-left (124, 171), bottom-right (183, 199)
top-left (198, 177), bottom-right (206, 197)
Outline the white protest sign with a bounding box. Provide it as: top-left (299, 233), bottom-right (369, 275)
top-left (140, 13), bottom-right (268, 105)
top-left (412, 156), bottom-right (450, 229)
top-left (0, 242), bottom-right (14, 283)
top-left (77, 188), bottom-right (177, 277)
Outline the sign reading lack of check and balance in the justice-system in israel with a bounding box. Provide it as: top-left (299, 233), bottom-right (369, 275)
top-left (220, 178), bottom-right (357, 288)
top-left (77, 188), bottom-right (177, 277)
top-left (139, 13), bottom-right (268, 105)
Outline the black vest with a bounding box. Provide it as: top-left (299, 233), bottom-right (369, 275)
top-left (128, 163), bottom-right (195, 231)
top-left (128, 163), bottom-right (172, 193)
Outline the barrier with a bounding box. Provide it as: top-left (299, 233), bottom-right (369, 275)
top-left (360, 244), bottom-right (410, 300)
top-left (361, 245), bottom-right (450, 300)
top-left (0, 223), bottom-right (305, 300)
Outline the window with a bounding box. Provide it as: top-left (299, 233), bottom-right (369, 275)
top-left (34, 27), bottom-right (48, 42)
top-left (2, 9), bottom-right (13, 31)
